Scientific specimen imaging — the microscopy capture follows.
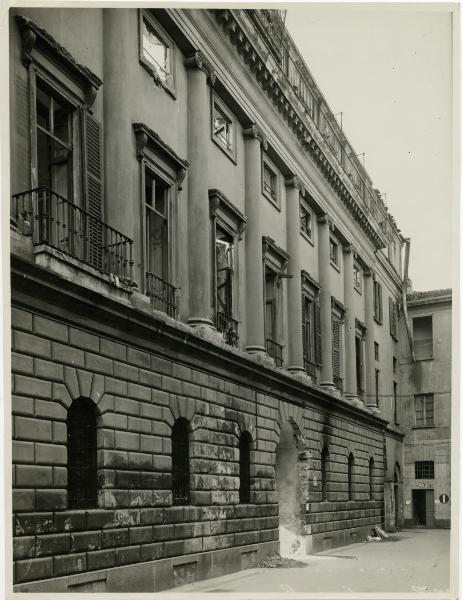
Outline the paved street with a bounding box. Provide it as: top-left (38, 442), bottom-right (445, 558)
top-left (172, 529), bottom-right (450, 594)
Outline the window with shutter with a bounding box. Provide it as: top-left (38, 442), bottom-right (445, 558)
top-left (332, 316), bottom-right (342, 390)
top-left (239, 431), bottom-right (252, 503)
top-left (84, 112), bottom-right (104, 269)
top-left (315, 298), bottom-right (322, 365)
top-left (348, 453), bottom-right (355, 500)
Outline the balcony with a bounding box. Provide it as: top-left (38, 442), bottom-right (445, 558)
top-left (303, 357), bottom-right (317, 382)
top-left (11, 188), bottom-right (134, 282)
top-left (216, 310), bottom-right (239, 347)
top-left (145, 272), bottom-right (177, 318)
top-left (266, 338), bottom-right (283, 368)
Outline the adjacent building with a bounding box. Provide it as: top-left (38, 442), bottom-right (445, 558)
top-left (10, 8), bottom-right (407, 592)
top-left (399, 289), bottom-right (452, 529)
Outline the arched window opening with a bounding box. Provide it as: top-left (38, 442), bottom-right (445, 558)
top-left (172, 418), bottom-right (190, 505)
top-left (67, 397), bottom-right (98, 509)
top-left (239, 431), bottom-right (252, 503)
top-left (321, 446), bottom-right (329, 501)
top-left (369, 457), bottom-right (374, 499)
top-left (348, 453), bottom-right (355, 500)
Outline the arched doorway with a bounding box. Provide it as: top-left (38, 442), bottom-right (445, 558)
top-left (394, 463), bottom-right (401, 529)
top-left (275, 421), bottom-right (301, 557)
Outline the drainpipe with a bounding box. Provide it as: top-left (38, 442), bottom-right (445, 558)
top-left (402, 238), bottom-right (415, 362)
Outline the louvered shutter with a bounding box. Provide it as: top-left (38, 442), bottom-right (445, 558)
top-left (84, 112), bottom-right (103, 269)
top-left (389, 297), bottom-right (394, 335)
top-left (332, 317), bottom-right (341, 378)
top-left (379, 283), bottom-right (383, 323)
top-left (315, 298), bottom-right (322, 365)
top-left (301, 292), bottom-right (307, 364)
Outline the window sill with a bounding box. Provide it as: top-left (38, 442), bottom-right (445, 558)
top-left (140, 59), bottom-right (176, 100)
top-left (374, 317), bottom-right (383, 326)
top-left (414, 357), bottom-right (434, 362)
top-left (354, 285), bottom-right (362, 295)
top-left (300, 229), bottom-right (314, 246)
top-left (412, 425), bottom-right (435, 430)
top-left (330, 260), bottom-right (341, 273)
top-left (262, 190), bottom-right (281, 211)
top-left (212, 136), bottom-right (237, 165)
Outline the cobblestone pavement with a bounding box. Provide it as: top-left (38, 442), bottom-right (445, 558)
top-left (171, 528), bottom-right (451, 594)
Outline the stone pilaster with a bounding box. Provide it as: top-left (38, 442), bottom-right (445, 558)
top-left (343, 245), bottom-right (360, 405)
top-left (317, 214), bottom-right (334, 388)
top-left (185, 52), bottom-right (216, 329)
top-left (243, 124), bottom-right (267, 355)
top-left (364, 268), bottom-right (380, 414)
top-left (285, 176), bottom-right (307, 378)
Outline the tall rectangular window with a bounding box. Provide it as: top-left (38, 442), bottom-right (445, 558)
top-left (262, 161), bottom-right (278, 206)
top-left (145, 167), bottom-right (168, 281)
top-left (300, 201), bottom-right (312, 240)
top-left (215, 225), bottom-right (238, 345)
top-left (329, 239), bottom-right (339, 267)
top-left (353, 264), bottom-right (361, 292)
top-left (393, 381), bottom-right (398, 424)
top-left (415, 461), bottom-right (434, 479)
top-left (374, 341), bottom-right (379, 361)
top-left (212, 101), bottom-right (235, 158)
top-left (332, 314), bottom-right (343, 391)
top-left (373, 279), bottom-right (383, 323)
top-left (389, 297), bottom-right (398, 338)
top-left (375, 369), bottom-right (380, 407)
top-left (302, 290), bottom-right (321, 379)
top-left (140, 12), bottom-right (174, 92)
top-left (355, 335), bottom-right (364, 396)
top-left (413, 316), bottom-right (433, 360)
top-left (415, 394), bottom-right (434, 427)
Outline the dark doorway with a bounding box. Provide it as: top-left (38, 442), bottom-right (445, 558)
top-left (413, 489), bottom-right (434, 527)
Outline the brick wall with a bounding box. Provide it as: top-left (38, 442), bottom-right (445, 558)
top-left (11, 303), bottom-right (384, 585)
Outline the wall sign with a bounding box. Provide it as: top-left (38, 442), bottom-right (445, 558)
top-left (439, 494), bottom-right (449, 504)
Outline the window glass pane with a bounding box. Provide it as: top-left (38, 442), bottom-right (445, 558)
top-left (53, 97), bottom-right (71, 144)
top-left (413, 316), bottom-right (433, 360)
top-left (146, 210), bottom-right (166, 278)
top-left (36, 85), bottom-right (51, 130)
top-left (143, 19), bottom-right (169, 83)
top-left (216, 227), bottom-right (233, 316)
top-left (263, 164), bottom-right (276, 198)
top-left (214, 105), bottom-right (233, 151)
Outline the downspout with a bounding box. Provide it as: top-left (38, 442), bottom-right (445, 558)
top-left (402, 238), bottom-right (415, 362)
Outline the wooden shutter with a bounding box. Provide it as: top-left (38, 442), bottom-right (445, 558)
top-left (84, 111), bottom-right (103, 269)
top-left (332, 317), bottom-right (341, 378)
top-left (301, 292), bottom-right (307, 362)
top-left (378, 283), bottom-right (383, 323)
top-left (315, 298), bottom-right (322, 365)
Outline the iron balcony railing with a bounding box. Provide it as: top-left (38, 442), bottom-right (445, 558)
top-left (266, 338), bottom-right (283, 368)
top-left (11, 188), bottom-right (134, 282)
top-left (216, 310), bottom-right (239, 347)
top-left (303, 357), bottom-right (317, 382)
top-left (145, 272), bottom-right (177, 318)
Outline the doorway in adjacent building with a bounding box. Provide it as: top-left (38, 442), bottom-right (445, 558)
top-left (275, 421), bottom-right (300, 557)
top-left (412, 489), bottom-right (435, 527)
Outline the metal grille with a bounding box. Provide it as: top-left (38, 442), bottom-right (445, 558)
top-left (348, 453), bottom-right (354, 500)
top-left (67, 398), bottom-right (98, 509)
top-left (145, 271), bottom-right (177, 318)
top-left (239, 432), bottom-right (252, 504)
top-left (321, 447), bottom-right (329, 501)
top-left (216, 310), bottom-right (239, 346)
top-left (172, 418), bottom-right (190, 505)
top-left (369, 458), bottom-right (374, 500)
top-left (415, 461), bottom-right (434, 479)
top-left (266, 338), bottom-right (283, 367)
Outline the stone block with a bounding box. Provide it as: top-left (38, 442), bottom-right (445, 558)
top-left (12, 307), bottom-right (33, 331)
top-left (15, 557), bottom-right (53, 583)
top-left (128, 417), bottom-right (151, 434)
top-left (86, 548), bottom-right (116, 571)
top-left (162, 377), bottom-right (183, 395)
top-left (53, 553), bottom-right (86, 577)
top-left (52, 342), bottom-right (85, 367)
top-left (11, 352), bottom-right (34, 375)
top-left (100, 338), bottom-right (126, 361)
top-left (140, 508), bottom-right (164, 525)
top-left (15, 375), bottom-right (51, 400)
top-left (163, 539), bottom-right (185, 558)
top-left (53, 466), bottom-right (67, 487)
top-left (14, 512), bottom-right (54, 536)
top-left (69, 328), bottom-right (99, 352)
top-left (152, 389), bottom-right (170, 406)
top-left (85, 352), bottom-right (113, 376)
top-left (114, 431), bottom-right (139, 451)
top-left (116, 470), bottom-right (141, 489)
top-left (102, 528), bottom-right (129, 548)
top-left (129, 525), bottom-right (153, 545)
top-left (127, 347), bottom-right (150, 369)
top-left (34, 399), bottom-right (67, 421)
top-left (139, 403), bottom-right (162, 420)
top-left (184, 537), bottom-right (203, 554)
top-left (139, 369), bottom-right (162, 388)
top-left (12, 396), bottom-right (34, 416)
top-left (54, 511), bottom-right (86, 532)
top-left (86, 510), bottom-right (115, 530)
top-left (103, 412), bottom-right (128, 429)
top-left (115, 544), bottom-right (141, 565)
top-left (152, 490), bottom-right (172, 506)
top-left (14, 331), bottom-right (51, 358)
top-left (13, 535), bottom-right (36, 560)
top-left (128, 452), bottom-right (152, 470)
top-left (35, 443), bottom-right (67, 465)
top-left (36, 532), bottom-right (70, 556)
top-left (71, 531), bottom-right (102, 552)
top-left (34, 358), bottom-right (63, 381)
top-left (113, 361), bottom-right (139, 383)
top-left (153, 524), bottom-right (175, 541)
top-left (151, 354), bottom-right (173, 375)
top-left (12, 440), bottom-right (34, 464)
top-left (128, 383), bottom-right (151, 402)
top-left (99, 449), bottom-right (128, 469)
top-left (139, 434), bottom-right (163, 453)
top-left (52, 421), bottom-right (67, 444)
top-left (16, 465), bottom-right (52, 488)
top-left (34, 315), bottom-right (68, 342)
top-left (115, 397), bottom-right (139, 416)
top-left (140, 542), bottom-right (163, 562)
top-left (105, 376), bottom-right (128, 396)
top-left (152, 455), bottom-right (171, 472)
top-left (36, 489), bottom-right (67, 511)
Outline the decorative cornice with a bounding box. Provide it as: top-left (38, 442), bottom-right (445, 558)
top-left (208, 189), bottom-right (247, 238)
top-left (133, 123), bottom-right (189, 190)
top-left (16, 15), bottom-right (102, 107)
top-left (214, 9), bottom-right (388, 251)
top-left (355, 317), bottom-right (367, 333)
top-left (301, 269), bottom-right (321, 291)
top-left (184, 50), bottom-right (216, 86)
top-left (243, 123), bottom-right (268, 150)
top-left (331, 295), bottom-right (346, 316)
top-left (262, 236), bottom-right (290, 268)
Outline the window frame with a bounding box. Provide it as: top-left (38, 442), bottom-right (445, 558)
top-left (302, 272), bottom-right (322, 378)
top-left (374, 341), bottom-right (379, 361)
top-left (415, 460), bottom-right (434, 480)
top-left (299, 198), bottom-right (313, 243)
top-left (413, 315), bottom-right (434, 361)
top-left (211, 93), bottom-right (237, 163)
top-left (414, 393), bottom-right (435, 428)
top-left (139, 10), bottom-right (176, 97)
top-left (329, 238), bottom-right (340, 271)
top-left (321, 446), bottom-right (329, 501)
top-left (353, 262), bottom-right (362, 293)
top-left (331, 298), bottom-right (345, 391)
top-left (239, 431), bottom-right (252, 504)
top-left (373, 278), bottom-right (383, 325)
top-left (389, 297), bottom-right (398, 339)
top-left (171, 418), bottom-right (191, 506)
top-left (261, 155), bottom-right (280, 209)
top-left (347, 453), bottom-right (355, 501)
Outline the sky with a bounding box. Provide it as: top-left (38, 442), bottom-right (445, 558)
top-left (285, 4), bottom-right (455, 292)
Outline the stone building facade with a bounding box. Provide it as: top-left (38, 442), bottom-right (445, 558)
top-left (10, 8), bottom-right (406, 592)
top-left (399, 289), bottom-right (452, 529)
